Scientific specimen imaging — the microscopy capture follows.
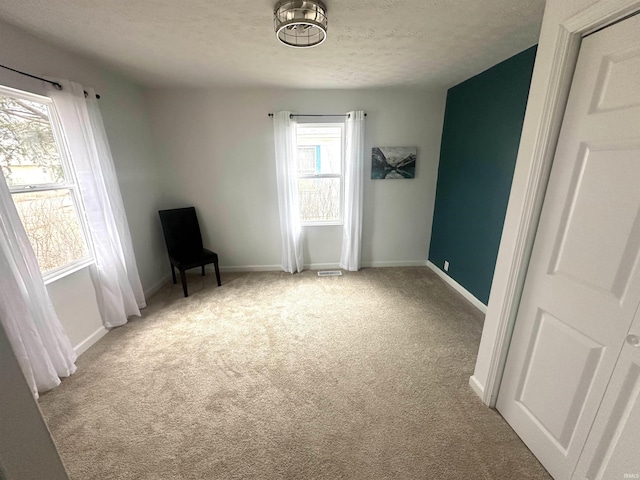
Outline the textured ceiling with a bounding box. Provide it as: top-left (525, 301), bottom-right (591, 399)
top-left (0, 0), bottom-right (546, 89)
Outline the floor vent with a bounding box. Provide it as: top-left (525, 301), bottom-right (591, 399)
top-left (317, 270), bottom-right (343, 277)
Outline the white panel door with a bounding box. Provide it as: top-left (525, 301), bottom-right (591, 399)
top-left (572, 311), bottom-right (640, 480)
top-left (497, 13), bottom-right (640, 480)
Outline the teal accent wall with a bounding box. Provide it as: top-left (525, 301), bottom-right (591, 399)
top-left (429, 46), bottom-right (537, 305)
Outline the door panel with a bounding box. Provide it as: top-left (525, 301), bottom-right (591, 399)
top-left (497, 13), bottom-right (640, 479)
top-left (590, 46), bottom-right (640, 112)
top-left (550, 144), bottom-right (640, 300)
top-left (516, 310), bottom-right (604, 452)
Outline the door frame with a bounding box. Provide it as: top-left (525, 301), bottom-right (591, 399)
top-left (477, 0), bottom-right (640, 407)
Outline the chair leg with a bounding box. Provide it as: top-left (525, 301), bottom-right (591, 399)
top-left (201, 265), bottom-right (205, 276)
top-left (180, 269), bottom-right (188, 297)
top-left (171, 264), bottom-right (177, 284)
top-left (214, 261), bottom-right (221, 287)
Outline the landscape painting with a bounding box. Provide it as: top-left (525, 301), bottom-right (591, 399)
top-left (371, 147), bottom-right (417, 179)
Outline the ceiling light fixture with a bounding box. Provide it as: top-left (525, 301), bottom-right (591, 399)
top-left (274, 0), bottom-right (328, 48)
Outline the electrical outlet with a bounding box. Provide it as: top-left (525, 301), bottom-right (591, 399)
top-left (444, 260), bottom-right (450, 272)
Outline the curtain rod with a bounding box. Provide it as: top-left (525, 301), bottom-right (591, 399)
top-left (0, 64), bottom-right (101, 99)
top-left (268, 113), bottom-right (366, 118)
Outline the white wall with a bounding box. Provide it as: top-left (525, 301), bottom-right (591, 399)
top-left (46, 267), bottom-right (105, 355)
top-left (145, 88), bottom-right (446, 269)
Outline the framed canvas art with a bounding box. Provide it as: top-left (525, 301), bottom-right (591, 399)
top-left (371, 147), bottom-right (416, 179)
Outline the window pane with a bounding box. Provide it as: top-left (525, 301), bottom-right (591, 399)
top-left (297, 146), bottom-right (317, 175)
top-left (299, 177), bottom-right (341, 222)
top-left (12, 189), bottom-right (89, 273)
top-left (0, 94), bottom-right (65, 187)
top-left (296, 125), bottom-right (342, 175)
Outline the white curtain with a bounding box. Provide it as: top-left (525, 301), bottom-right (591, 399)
top-left (0, 177), bottom-right (76, 398)
top-left (273, 111), bottom-right (304, 273)
top-left (340, 111), bottom-right (365, 271)
top-left (49, 80), bottom-right (145, 328)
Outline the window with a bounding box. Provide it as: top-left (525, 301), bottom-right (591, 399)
top-left (296, 123), bottom-right (344, 225)
top-left (0, 86), bottom-right (92, 280)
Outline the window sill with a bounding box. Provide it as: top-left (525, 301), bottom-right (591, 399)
top-left (43, 258), bottom-right (96, 285)
top-left (301, 222), bottom-right (344, 227)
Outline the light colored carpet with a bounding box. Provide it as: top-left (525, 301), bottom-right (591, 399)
top-left (39, 267), bottom-right (551, 480)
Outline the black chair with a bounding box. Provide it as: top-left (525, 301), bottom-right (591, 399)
top-left (158, 207), bottom-right (221, 297)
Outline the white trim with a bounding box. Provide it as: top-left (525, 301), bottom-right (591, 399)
top-left (478, 0), bottom-right (640, 408)
top-left (43, 258), bottom-right (95, 285)
top-left (0, 83), bottom-right (51, 103)
top-left (218, 264), bottom-right (282, 273)
top-left (217, 261), bottom-right (430, 273)
top-left (9, 184), bottom-right (73, 194)
top-left (301, 221), bottom-right (344, 227)
top-left (426, 261), bottom-right (487, 314)
top-left (308, 261), bottom-right (428, 269)
top-left (305, 262), bottom-right (341, 270)
top-left (469, 375), bottom-right (485, 399)
top-left (73, 326), bottom-right (108, 356)
top-left (220, 263), bottom-right (341, 272)
top-left (483, 26), bottom-right (581, 407)
top-left (143, 274), bottom-right (171, 300)
top-left (362, 260), bottom-right (430, 268)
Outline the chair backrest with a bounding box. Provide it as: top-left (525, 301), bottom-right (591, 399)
top-left (158, 207), bottom-right (204, 259)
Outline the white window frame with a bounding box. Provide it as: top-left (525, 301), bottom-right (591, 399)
top-left (0, 84), bottom-right (95, 283)
top-left (296, 122), bottom-right (345, 227)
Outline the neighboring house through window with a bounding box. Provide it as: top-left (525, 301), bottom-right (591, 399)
top-left (0, 85), bottom-right (93, 281)
top-left (296, 123), bottom-right (344, 225)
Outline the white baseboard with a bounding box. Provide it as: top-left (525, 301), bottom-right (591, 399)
top-left (74, 326), bottom-right (108, 356)
top-left (218, 264), bottom-right (281, 273)
top-left (469, 375), bottom-right (485, 400)
top-left (217, 260), bottom-right (430, 272)
top-left (362, 260), bottom-right (430, 268)
top-left (426, 261), bottom-right (487, 314)
top-left (305, 262), bottom-right (340, 270)
top-left (219, 264), bottom-right (344, 272)
top-left (144, 274), bottom-right (171, 300)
